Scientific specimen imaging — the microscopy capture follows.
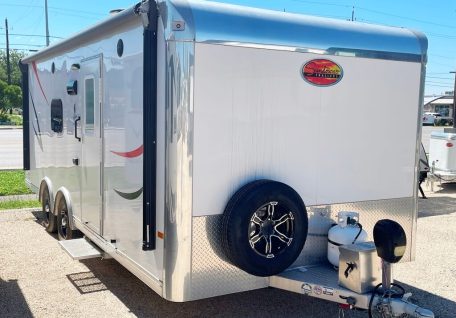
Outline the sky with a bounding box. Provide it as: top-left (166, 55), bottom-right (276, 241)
top-left (0, 0), bottom-right (455, 96)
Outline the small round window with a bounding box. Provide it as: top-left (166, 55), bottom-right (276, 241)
top-left (117, 39), bottom-right (124, 57)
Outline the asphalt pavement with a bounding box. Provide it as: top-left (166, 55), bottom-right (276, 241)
top-left (0, 127), bottom-right (23, 170)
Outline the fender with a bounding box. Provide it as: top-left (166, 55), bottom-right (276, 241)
top-left (39, 177), bottom-right (55, 215)
top-left (54, 187), bottom-right (77, 230)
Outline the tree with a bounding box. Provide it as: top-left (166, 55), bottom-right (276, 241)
top-left (0, 50), bottom-right (27, 86)
top-left (0, 79), bottom-right (22, 113)
top-left (0, 79), bottom-right (7, 113)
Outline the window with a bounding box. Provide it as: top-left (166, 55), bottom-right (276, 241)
top-left (85, 77), bottom-right (95, 129)
top-left (50, 99), bottom-right (63, 133)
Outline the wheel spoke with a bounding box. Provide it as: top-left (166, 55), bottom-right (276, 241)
top-left (265, 235), bottom-right (273, 254)
top-left (272, 233), bottom-right (292, 245)
top-left (251, 214), bottom-right (263, 226)
top-left (267, 202), bottom-right (278, 219)
top-left (249, 233), bottom-right (262, 247)
top-left (273, 212), bottom-right (293, 226)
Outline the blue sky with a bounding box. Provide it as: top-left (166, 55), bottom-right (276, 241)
top-left (0, 0), bottom-right (455, 95)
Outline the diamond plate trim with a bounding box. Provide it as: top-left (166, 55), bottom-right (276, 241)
top-left (190, 215), bottom-right (268, 300)
top-left (190, 197), bottom-right (416, 299)
top-left (293, 197), bottom-right (416, 266)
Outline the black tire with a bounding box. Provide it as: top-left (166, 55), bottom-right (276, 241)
top-left (221, 180), bottom-right (308, 277)
top-left (42, 188), bottom-right (57, 233)
top-left (56, 197), bottom-right (81, 240)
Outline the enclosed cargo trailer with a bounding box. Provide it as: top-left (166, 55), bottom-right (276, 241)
top-left (20, 0), bottom-right (433, 316)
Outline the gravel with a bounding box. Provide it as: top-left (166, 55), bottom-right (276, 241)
top-left (1, 186), bottom-right (455, 318)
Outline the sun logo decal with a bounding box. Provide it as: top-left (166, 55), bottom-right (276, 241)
top-left (302, 59), bottom-right (343, 87)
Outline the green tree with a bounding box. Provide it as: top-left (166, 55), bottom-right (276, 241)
top-left (0, 50), bottom-right (27, 86)
top-left (3, 84), bottom-right (22, 110)
top-left (0, 79), bottom-right (7, 113)
top-left (0, 79), bottom-right (22, 113)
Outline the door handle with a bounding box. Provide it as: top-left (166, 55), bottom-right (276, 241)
top-left (74, 116), bottom-right (81, 142)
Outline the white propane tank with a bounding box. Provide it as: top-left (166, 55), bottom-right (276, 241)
top-left (327, 211), bottom-right (368, 267)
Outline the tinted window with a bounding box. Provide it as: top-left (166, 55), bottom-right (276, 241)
top-left (85, 78), bottom-right (95, 128)
top-left (51, 99), bottom-right (63, 133)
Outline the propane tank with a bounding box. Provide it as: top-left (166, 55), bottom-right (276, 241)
top-left (327, 211), bottom-right (368, 267)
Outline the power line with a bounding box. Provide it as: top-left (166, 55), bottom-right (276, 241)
top-left (0, 3), bottom-right (106, 17)
top-left (427, 76), bottom-right (454, 80)
top-left (0, 32), bottom-right (63, 39)
top-left (0, 43), bottom-right (46, 47)
top-left (356, 6), bottom-right (456, 30)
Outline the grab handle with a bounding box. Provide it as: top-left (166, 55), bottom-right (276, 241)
top-left (74, 116), bottom-right (81, 142)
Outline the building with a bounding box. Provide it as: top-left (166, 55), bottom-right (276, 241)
top-left (423, 95), bottom-right (454, 117)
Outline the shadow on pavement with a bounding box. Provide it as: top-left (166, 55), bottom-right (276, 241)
top-left (72, 258), bottom-right (455, 318)
top-left (75, 258), bottom-right (341, 318)
top-left (419, 196), bottom-right (456, 218)
top-left (0, 279), bottom-right (34, 318)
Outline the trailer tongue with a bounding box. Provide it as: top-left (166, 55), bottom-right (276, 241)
top-left (271, 220), bottom-right (434, 317)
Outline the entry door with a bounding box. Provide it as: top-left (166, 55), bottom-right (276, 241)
top-left (80, 55), bottom-right (103, 234)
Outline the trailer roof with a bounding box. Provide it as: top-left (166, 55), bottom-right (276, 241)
top-left (21, 4), bottom-right (141, 64)
top-left (166, 0), bottom-right (427, 62)
top-left (22, 0), bottom-right (427, 64)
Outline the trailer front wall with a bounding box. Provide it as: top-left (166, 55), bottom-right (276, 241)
top-left (193, 43), bottom-right (421, 214)
top-left (184, 43), bottom-right (422, 300)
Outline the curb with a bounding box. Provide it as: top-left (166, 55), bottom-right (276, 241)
top-left (0, 194), bottom-right (38, 202)
top-left (0, 126), bottom-right (23, 130)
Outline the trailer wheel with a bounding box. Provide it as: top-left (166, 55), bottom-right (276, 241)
top-left (56, 197), bottom-right (81, 240)
top-left (221, 180), bottom-right (308, 276)
top-left (41, 188), bottom-right (57, 233)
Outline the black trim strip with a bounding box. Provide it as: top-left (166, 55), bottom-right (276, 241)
top-left (19, 61), bottom-right (30, 170)
top-left (142, 2), bottom-right (158, 251)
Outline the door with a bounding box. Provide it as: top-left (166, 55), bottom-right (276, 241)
top-left (80, 55), bottom-right (103, 234)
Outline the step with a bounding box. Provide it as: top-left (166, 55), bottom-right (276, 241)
top-left (58, 238), bottom-right (103, 260)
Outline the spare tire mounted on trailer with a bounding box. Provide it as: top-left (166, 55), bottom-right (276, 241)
top-left (221, 180), bottom-right (308, 277)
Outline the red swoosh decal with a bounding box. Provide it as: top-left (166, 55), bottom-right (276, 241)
top-left (111, 144), bottom-right (144, 158)
top-left (32, 62), bottom-right (48, 104)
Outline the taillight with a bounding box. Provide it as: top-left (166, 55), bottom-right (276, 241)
top-left (446, 142), bottom-right (453, 147)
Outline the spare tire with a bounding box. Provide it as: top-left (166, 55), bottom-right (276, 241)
top-left (221, 180), bottom-right (308, 276)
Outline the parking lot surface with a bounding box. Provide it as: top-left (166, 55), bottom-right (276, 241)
top-left (1, 184), bottom-right (455, 318)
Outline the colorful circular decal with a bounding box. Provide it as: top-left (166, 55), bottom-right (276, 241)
top-left (302, 59), bottom-right (343, 86)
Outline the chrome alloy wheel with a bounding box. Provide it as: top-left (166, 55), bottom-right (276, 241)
top-left (248, 201), bottom-right (294, 258)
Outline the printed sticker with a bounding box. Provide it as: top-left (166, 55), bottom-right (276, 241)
top-left (323, 287), bottom-right (334, 296)
top-left (301, 283), bottom-right (312, 294)
top-left (313, 285), bottom-right (323, 295)
top-left (302, 59), bottom-right (343, 86)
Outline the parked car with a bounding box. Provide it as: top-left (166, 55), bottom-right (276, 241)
top-left (423, 112), bottom-right (440, 125)
top-left (423, 112), bottom-right (453, 126)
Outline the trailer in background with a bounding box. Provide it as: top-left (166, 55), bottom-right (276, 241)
top-left (20, 0), bottom-right (433, 316)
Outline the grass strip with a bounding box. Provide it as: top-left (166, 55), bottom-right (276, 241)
top-left (0, 199), bottom-right (40, 210)
top-left (0, 170), bottom-right (32, 196)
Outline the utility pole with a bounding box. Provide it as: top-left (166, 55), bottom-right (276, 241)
top-left (451, 71), bottom-right (456, 128)
top-left (45, 0), bottom-right (50, 46)
top-left (5, 18), bottom-right (11, 84)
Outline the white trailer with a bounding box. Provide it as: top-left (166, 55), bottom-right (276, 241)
top-left (20, 1), bottom-right (433, 316)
